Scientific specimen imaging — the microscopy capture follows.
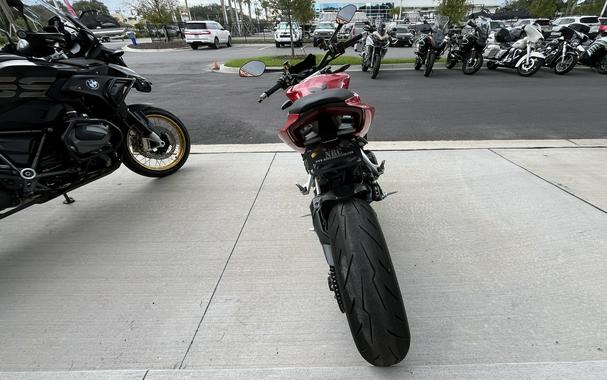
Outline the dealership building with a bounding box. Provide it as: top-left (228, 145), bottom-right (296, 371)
top-left (315, 1), bottom-right (502, 21)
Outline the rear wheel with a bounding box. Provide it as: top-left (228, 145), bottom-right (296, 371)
top-left (462, 51), bottom-right (483, 75)
top-left (517, 56), bottom-right (542, 76)
top-left (328, 198), bottom-right (411, 366)
top-left (227, 36), bottom-right (232, 47)
top-left (122, 106), bottom-right (191, 178)
top-left (424, 51), bottom-right (435, 77)
top-left (213, 37), bottom-right (220, 49)
top-left (597, 56), bottom-right (607, 74)
top-left (190, 44), bottom-right (199, 50)
top-left (371, 55), bottom-right (381, 79)
top-left (414, 56), bottom-right (422, 70)
top-left (554, 53), bottom-right (576, 75)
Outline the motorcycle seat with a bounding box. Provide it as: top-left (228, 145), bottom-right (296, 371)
top-left (0, 54), bottom-right (28, 63)
top-left (288, 88), bottom-right (355, 114)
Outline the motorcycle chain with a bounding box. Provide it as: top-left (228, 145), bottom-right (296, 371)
top-left (328, 266), bottom-right (345, 313)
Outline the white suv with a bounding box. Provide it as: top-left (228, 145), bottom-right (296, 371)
top-left (184, 21), bottom-right (232, 50)
top-left (274, 22), bottom-right (302, 47)
top-left (550, 16), bottom-right (600, 38)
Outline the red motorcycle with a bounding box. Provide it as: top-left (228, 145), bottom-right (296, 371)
top-left (240, 5), bottom-right (410, 366)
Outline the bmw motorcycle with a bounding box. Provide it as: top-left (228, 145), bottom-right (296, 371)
top-left (483, 24), bottom-right (545, 76)
top-left (445, 16), bottom-right (490, 75)
top-left (0, 0), bottom-right (190, 219)
top-left (415, 15), bottom-right (450, 77)
top-left (239, 5), bottom-right (410, 366)
top-left (540, 26), bottom-right (579, 75)
top-left (360, 22), bottom-right (392, 79)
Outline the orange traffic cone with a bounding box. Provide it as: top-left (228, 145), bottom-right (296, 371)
top-left (211, 61), bottom-right (220, 70)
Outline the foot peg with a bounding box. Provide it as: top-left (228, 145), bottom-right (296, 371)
top-left (296, 183), bottom-right (309, 195)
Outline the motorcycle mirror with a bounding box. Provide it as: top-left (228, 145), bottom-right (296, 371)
top-left (239, 61), bottom-right (266, 77)
top-left (336, 4), bottom-right (356, 24)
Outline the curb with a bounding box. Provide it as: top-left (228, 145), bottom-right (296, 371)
top-left (189, 139), bottom-right (607, 154)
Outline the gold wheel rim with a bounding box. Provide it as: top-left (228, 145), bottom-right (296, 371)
top-left (127, 114), bottom-right (187, 171)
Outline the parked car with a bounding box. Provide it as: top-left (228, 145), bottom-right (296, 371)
top-left (511, 18), bottom-right (552, 38)
top-left (390, 25), bottom-right (414, 47)
top-left (313, 21), bottom-right (336, 46)
top-left (274, 22), bottom-right (303, 47)
top-left (184, 21), bottom-right (231, 49)
top-left (79, 10), bottom-right (126, 42)
top-left (550, 16), bottom-right (600, 39)
top-left (490, 20), bottom-right (506, 33)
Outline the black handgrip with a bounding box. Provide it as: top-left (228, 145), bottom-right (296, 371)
top-left (345, 33), bottom-right (363, 48)
top-left (258, 80), bottom-right (284, 103)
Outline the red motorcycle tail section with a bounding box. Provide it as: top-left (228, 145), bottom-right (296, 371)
top-left (281, 73), bottom-right (374, 152)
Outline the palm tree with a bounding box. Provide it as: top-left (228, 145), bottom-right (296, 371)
top-left (260, 0), bottom-right (270, 20)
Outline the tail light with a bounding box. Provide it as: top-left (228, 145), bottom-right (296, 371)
top-left (186, 30), bottom-right (211, 35)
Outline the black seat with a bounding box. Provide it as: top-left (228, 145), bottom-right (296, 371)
top-left (289, 88), bottom-right (354, 114)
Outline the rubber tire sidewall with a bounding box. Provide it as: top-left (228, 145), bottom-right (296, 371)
top-left (371, 55), bottom-right (381, 79)
top-left (227, 36), bottom-right (232, 47)
top-left (597, 56), bottom-right (607, 74)
top-left (328, 198), bottom-right (411, 366)
top-left (122, 106), bottom-right (191, 178)
top-left (213, 38), bottom-right (220, 49)
top-left (462, 51), bottom-right (483, 75)
top-left (424, 51), bottom-right (435, 77)
top-left (190, 44), bottom-right (199, 50)
top-left (517, 57), bottom-right (542, 77)
top-left (553, 54), bottom-right (576, 75)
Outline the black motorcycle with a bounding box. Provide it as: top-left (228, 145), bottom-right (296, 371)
top-left (540, 26), bottom-right (578, 75)
top-left (569, 23), bottom-right (607, 74)
top-left (445, 16), bottom-right (490, 75)
top-left (415, 15), bottom-right (450, 77)
top-left (0, 0), bottom-right (190, 219)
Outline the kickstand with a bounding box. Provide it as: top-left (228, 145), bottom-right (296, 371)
top-left (62, 193), bottom-right (75, 205)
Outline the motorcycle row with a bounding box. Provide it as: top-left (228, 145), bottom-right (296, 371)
top-left (355, 15), bottom-right (607, 78)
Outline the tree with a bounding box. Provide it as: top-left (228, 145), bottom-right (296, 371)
top-left (574, 0), bottom-right (604, 15)
top-left (260, 0), bottom-right (270, 19)
top-left (436, 0), bottom-right (471, 25)
top-left (134, 0), bottom-right (177, 25)
top-left (529, 0), bottom-right (558, 17)
top-left (72, 0), bottom-right (110, 15)
top-left (270, 0), bottom-right (315, 24)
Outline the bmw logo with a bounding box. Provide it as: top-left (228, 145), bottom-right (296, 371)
top-left (85, 79), bottom-right (100, 90)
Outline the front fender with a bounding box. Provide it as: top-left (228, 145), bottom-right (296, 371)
top-left (515, 52), bottom-right (545, 67)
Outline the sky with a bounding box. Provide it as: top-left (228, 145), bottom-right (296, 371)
top-left (100, 0), bottom-right (218, 13)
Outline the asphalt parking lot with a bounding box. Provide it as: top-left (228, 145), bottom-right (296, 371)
top-left (117, 43), bottom-right (607, 145)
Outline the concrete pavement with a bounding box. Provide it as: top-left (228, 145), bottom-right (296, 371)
top-left (1, 141), bottom-right (607, 378)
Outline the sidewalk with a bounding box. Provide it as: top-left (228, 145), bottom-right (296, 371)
top-left (1, 141), bottom-right (606, 379)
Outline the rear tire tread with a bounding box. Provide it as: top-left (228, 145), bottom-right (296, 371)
top-left (328, 198), bottom-right (410, 366)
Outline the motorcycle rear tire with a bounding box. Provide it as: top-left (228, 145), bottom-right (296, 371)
top-left (328, 198), bottom-right (411, 367)
top-left (424, 51), bottom-right (435, 77)
top-left (371, 56), bottom-right (381, 79)
top-left (462, 51), bottom-right (483, 75)
top-left (414, 57), bottom-right (422, 70)
top-left (597, 57), bottom-right (607, 74)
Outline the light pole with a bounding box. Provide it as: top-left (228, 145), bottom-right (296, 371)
top-left (183, 0), bottom-right (192, 20)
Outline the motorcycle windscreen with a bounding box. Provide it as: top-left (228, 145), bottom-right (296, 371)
top-left (476, 17), bottom-right (490, 44)
top-left (524, 24), bottom-right (544, 43)
top-left (289, 54), bottom-right (316, 74)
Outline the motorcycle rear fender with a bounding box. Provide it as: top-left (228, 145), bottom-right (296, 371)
top-left (515, 52), bottom-right (545, 67)
top-left (310, 185), bottom-right (370, 265)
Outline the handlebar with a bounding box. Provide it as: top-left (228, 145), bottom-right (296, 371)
top-left (344, 33), bottom-right (363, 49)
top-left (259, 80), bottom-right (284, 103)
